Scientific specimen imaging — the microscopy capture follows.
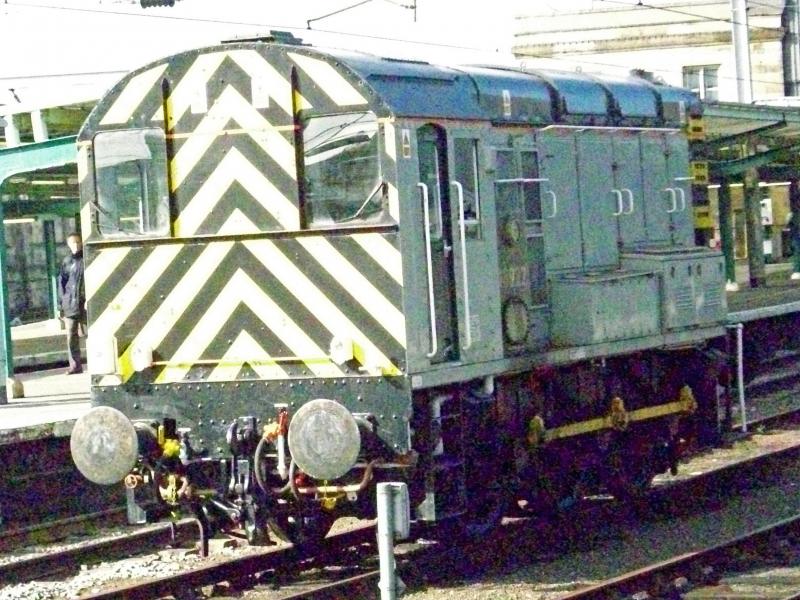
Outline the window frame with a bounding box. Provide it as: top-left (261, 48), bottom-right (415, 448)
top-left (300, 110), bottom-right (390, 230)
top-left (682, 65), bottom-right (719, 101)
top-left (91, 127), bottom-right (171, 239)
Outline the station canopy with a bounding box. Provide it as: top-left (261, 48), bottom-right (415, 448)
top-left (0, 96), bottom-right (97, 219)
top-left (698, 101), bottom-right (800, 181)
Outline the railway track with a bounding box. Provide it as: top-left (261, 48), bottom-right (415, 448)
top-left (558, 514), bottom-right (800, 600)
top-left (73, 523), bottom-right (378, 599)
top-left (6, 428), bottom-right (793, 600)
top-left (0, 518), bottom-right (201, 585)
top-left (3, 364), bottom-right (800, 598)
top-left (0, 508), bottom-right (128, 552)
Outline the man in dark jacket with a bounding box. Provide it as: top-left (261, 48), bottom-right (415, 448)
top-left (58, 232), bottom-right (85, 374)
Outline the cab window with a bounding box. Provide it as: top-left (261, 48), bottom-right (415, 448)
top-left (93, 128), bottom-right (170, 237)
top-left (302, 111), bottom-right (389, 228)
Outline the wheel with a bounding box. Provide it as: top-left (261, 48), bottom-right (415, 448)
top-left (605, 439), bottom-right (656, 503)
top-left (267, 507), bottom-right (335, 546)
top-left (463, 476), bottom-right (509, 537)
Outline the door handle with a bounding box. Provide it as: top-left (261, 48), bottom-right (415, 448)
top-left (622, 189), bottom-right (635, 215)
top-left (612, 189), bottom-right (624, 216)
top-left (665, 188), bottom-right (678, 213)
top-left (544, 190), bottom-right (558, 218)
top-left (676, 187), bottom-right (687, 211)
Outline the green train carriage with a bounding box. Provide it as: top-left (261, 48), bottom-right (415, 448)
top-left (70, 34), bottom-right (728, 543)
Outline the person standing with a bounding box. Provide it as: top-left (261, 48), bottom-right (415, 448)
top-left (58, 232), bottom-right (85, 374)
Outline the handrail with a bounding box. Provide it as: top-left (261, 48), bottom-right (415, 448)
top-left (417, 183), bottom-right (438, 359)
top-left (676, 187), bottom-right (687, 211)
top-left (450, 181), bottom-right (472, 351)
top-left (545, 190), bottom-right (558, 218)
top-left (493, 177), bottom-right (550, 184)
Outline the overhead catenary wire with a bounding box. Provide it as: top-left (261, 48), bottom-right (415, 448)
top-left (0, 0), bottom-right (789, 90)
top-left (596, 0), bottom-right (780, 32)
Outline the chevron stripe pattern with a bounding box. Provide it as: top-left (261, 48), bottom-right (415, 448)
top-left (83, 44), bottom-right (404, 384)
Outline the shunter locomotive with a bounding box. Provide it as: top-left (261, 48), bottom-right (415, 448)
top-left (70, 33), bottom-right (727, 543)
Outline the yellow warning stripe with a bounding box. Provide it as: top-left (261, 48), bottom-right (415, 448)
top-left (300, 237), bottom-right (406, 347)
top-left (228, 49), bottom-right (312, 114)
top-left (245, 239), bottom-right (402, 375)
top-left (174, 148), bottom-right (301, 236)
top-left (543, 397), bottom-right (696, 443)
top-left (155, 269), bottom-right (344, 383)
top-left (85, 247), bottom-right (132, 302)
top-left (207, 331), bottom-right (289, 381)
top-left (288, 52), bottom-right (368, 106)
top-left (117, 241), bottom-right (235, 382)
top-left (383, 122), bottom-right (396, 161)
top-left (101, 64), bottom-right (169, 126)
top-left (80, 203), bottom-right (92, 244)
top-left (217, 208), bottom-right (260, 235)
top-left (152, 52), bottom-right (227, 126)
top-left (165, 125), bottom-right (296, 140)
top-left (89, 245), bottom-right (182, 342)
top-left (349, 232), bottom-right (403, 285)
top-left (169, 85), bottom-right (296, 191)
top-left (386, 181), bottom-right (400, 224)
top-left (155, 356), bottom-right (333, 366)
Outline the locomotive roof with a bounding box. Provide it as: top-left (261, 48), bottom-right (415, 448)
top-left (328, 47), bottom-right (698, 127)
top-left (79, 40), bottom-right (699, 139)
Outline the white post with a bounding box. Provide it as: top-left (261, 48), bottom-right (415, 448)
top-left (730, 0), bottom-right (753, 103)
top-left (3, 115), bottom-right (20, 148)
top-left (31, 109), bottom-right (49, 142)
top-left (377, 482), bottom-right (409, 600)
top-left (728, 323), bottom-right (747, 433)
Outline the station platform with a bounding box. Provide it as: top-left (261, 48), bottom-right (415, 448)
top-left (0, 319), bottom-right (89, 443)
top-left (0, 368), bottom-right (90, 442)
top-left (727, 261), bottom-right (800, 321)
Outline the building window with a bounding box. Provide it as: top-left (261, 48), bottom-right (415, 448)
top-left (683, 65), bottom-right (719, 101)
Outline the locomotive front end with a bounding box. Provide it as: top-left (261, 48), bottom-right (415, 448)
top-left (69, 39), bottom-right (415, 544)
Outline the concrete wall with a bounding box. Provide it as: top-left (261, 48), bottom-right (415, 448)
top-left (5, 217), bottom-right (77, 323)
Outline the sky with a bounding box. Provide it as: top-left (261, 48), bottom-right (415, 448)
top-left (1, 0), bottom-right (761, 109)
top-left (0, 0), bottom-right (532, 108)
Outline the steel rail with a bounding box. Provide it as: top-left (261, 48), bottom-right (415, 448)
top-left (77, 523), bottom-right (377, 600)
top-left (0, 518), bottom-right (200, 584)
top-left (558, 514), bottom-right (800, 600)
top-left (0, 507), bottom-right (127, 552)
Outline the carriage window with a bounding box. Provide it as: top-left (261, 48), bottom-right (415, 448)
top-left (302, 111), bottom-right (388, 228)
top-left (453, 138), bottom-right (480, 223)
top-left (93, 128), bottom-right (170, 238)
